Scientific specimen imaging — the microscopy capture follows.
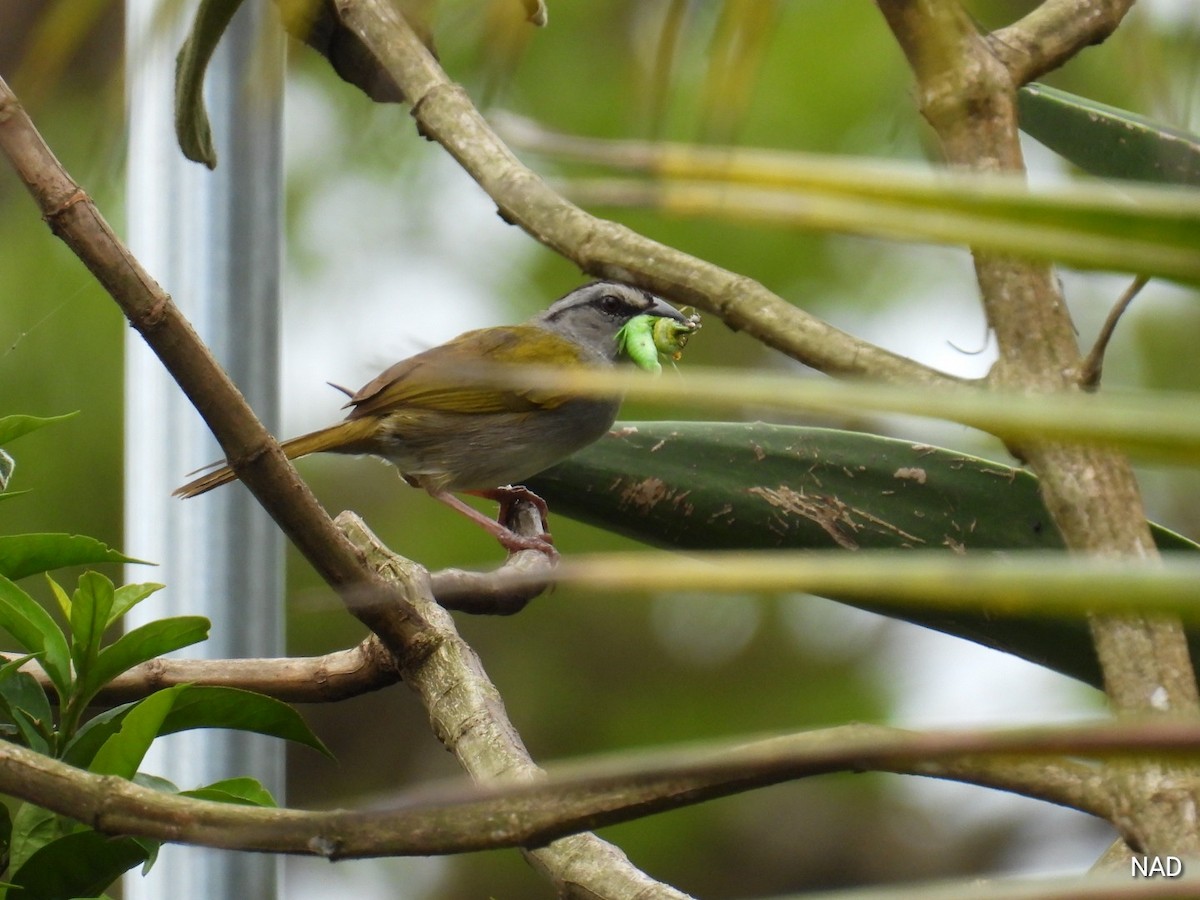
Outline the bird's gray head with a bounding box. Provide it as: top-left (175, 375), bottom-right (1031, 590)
top-left (531, 282), bottom-right (689, 363)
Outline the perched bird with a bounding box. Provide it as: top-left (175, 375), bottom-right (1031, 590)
top-left (175, 282), bottom-right (691, 556)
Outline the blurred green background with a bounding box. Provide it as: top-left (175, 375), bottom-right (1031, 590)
top-left (2, 1), bottom-right (1199, 896)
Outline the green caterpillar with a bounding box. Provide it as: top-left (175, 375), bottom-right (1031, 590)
top-left (616, 311), bottom-right (702, 374)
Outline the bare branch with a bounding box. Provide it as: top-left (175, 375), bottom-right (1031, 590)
top-left (3, 702), bottom-right (1196, 860)
top-left (335, 511), bottom-right (689, 897)
top-left (874, 0), bottom-right (1200, 855)
top-left (991, 0), bottom-right (1138, 86)
top-left (328, 0), bottom-right (956, 388)
top-left (86, 640), bottom-right (396, 705)
top-left (431, 500), bottom-right (554, 614)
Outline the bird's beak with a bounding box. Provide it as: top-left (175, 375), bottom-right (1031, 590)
top-left (645, 296), bottom-right (693, 323)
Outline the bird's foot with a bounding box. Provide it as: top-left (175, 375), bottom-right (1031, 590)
top-left (483, 485), bottom-right (551, 533)
top-left (486, 486), bottom-right (556, 561)
top-left (435, 487), bottom-right (558, 562)
top-left (496, 528), bottom-right (559, 562)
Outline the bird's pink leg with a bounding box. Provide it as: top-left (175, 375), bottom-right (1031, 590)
top-left (431, 488), bottom-right (557, 560)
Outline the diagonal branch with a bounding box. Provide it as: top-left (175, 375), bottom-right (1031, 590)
top-left (328, 0), bottom-right (955, 388)
top-left (0, 74), bottom-right (434, 664)
top-left (336, 511), bottom-right (691, 898)
top-left (0, 68), bottom-right (679, 896)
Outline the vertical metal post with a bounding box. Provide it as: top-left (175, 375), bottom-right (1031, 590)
top-left (124, 1), bottom-right (285, 897)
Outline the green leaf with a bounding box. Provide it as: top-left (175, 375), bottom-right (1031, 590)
top-left (77, 616), bottom-right (210, 706)
top-left (0, 575), bottom-right (71, 698)
top-left (0, 654), bottom-right (44, 750)
top-left (0, 534), bottom-right (146, 582)
top-left (159, 686), bottom-right (331, 758)
top-left (1019, 83), bottom-right (1200, 187)
top-left (70, 685), bottom-right (329, 774)
top-left (0, 671), bottom-right (54, 753)
top-left (132, 771), bottom-right (178, 794)
top-left (530, 421), bottom-right (1199, 688)
top-left (89, 685), bottom-right (189, 779)
top-left (0, 652), bottom-right (40, 682)
top-left (45, 574), bottom-right (71, 620)
top-left (0, 413), bottom-right (78, 448)
top-left (60, 703), bottom-right (137, 770)
top-left (550, 138), bottom-right (1200, 284)
top-left (181, 776), bottom-right (277, 807)
top-left (175, 0), bottom-right (246, 167)
top-left (8, 803), bottom-right (71, 875)
top-left (8, 830), bottom-right (149, 900)
top-left (70, 572), bottom-right (116, 682)
top-left (0, 801), bottom-right (12, 866)
top-left (106, 582), bottom-right (165, 629)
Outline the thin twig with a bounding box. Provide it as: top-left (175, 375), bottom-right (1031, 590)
top-left (1081, 275), bottom-right (1150, 391)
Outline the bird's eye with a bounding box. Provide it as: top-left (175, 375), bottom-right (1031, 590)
top-left (598, 294), bottom-right (623, 315)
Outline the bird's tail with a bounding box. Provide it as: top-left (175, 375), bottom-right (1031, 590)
top-left (173, 418), bottom-right (378, 498)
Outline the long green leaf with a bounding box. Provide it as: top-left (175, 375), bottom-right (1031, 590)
top-left (181, 776), bottom-right (277, 807)
top-left (60, 702), bottom-right (136, 770)
top-left (1019, 83), bottom-right (1200, 186)
top-left (174, 0), bottom-right (245, 167)
top-left (514, 128), bottom-right (1200, 283)
top-left (508, 367), bottom-right (1200, 464)
top-left (0, 672), bottom-right (54, 754)
top-left (159, 686), bottom-right (330, 758)
top-left (70, 572), bottom-right (115, 682)
top-left (0, 575), bottom-right (71, 697)
top-left (0, 413), bottom-right (78, 447)
top-left (44, 574), bottom-right (71, 619)
top-left (8, 803), bottom-right (71, 876)
top-left (9, 830), bottom-right (149, 900)
top-left (530, 422), bottom-right (1198, 687)
top-left (106, 582), bottom-right (165, 629)
top-left (64, 685), bottom-right (330, 770)
top-left (89, 685), bottom-right (189, 779)
top-left (77, 616), bottom-right (210, 707)
top-left (570, 173), bottom-right (1200, 284)
top-left (0, 534), bottom-right (144, 582)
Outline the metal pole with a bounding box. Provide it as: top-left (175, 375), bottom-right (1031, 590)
top-left (124, 1), bottom-right (285, 897)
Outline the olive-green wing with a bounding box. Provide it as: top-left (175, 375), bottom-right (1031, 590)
top-left (347, 326), bottom-right (592, 419)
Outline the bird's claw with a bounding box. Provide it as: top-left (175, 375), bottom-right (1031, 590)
top-left (498, 530), bottom-right (559, 562)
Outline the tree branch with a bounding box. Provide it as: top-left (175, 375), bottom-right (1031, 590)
top-left (874, 0), bottom-right (1200, 855)
top-left (71, 641), bottom-right (396, 705)
top-left (0, 695), bottom-right (1187, 861)
top-left (325, 0), bottom-right (955, 388)
top-left (336, 511), bottom-right (690, 898)
top-left (990, 0), bottom-right (1138, 86)
top-left (0, 63), bottom-right (676, 900)
top-left (0, 75), bottom-right (436, 665)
